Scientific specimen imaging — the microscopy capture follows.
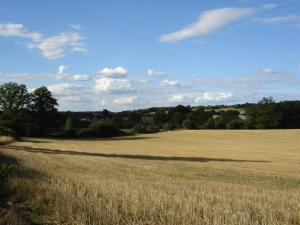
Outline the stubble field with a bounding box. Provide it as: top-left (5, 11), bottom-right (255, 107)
top-left (1, 130), bottom-right (300, 225)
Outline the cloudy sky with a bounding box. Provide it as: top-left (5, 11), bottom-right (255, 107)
top-left (1, 0), bottom-right (300, 111)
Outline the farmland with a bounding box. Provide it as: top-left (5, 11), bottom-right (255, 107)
top-left (1, 130), bottom-right (300, 225)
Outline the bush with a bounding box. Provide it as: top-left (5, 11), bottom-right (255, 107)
top-left (182, 119), bottom-right (196, 129)
top-left (77, 120), bottom-right (124, 138)
top-left (201, 118), bottom-right (215, 129)
top-left (214, 119), bottom-right (226, 129)
top-left (226, 119), bottom-right (243, 129)
top-left (163, 122), bottom-right (180, 131)
top-left (134, 123), bottom-right (160, 134)
top-left (64, 117), bottom-right (76, 137)
top-left (0, 126), bottom-right (17, 137)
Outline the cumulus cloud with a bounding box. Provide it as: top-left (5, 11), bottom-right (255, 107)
top-left (168, 94), bottom-right (185, 103)
top-left (195, 92), bottom-right (232, 103)
top-left (0, 23), bottom-right (87, 59)
top-left (0, 23), bottom-right (43, 42)
top-left (147, 69), bottom-right (166, 77)
top-left (94, 78), bottom-right (135, 94)
top-left (28, 32), bottom-right (86, 59)
top-left (56, 65), bottom-right (68, 79)
top-left (72, 74), bottom-right (91, 81)
top-left (113, 96), bottom-right (138, 105)
top-left (160, 79), bottom-right (181, 88)
top-left (97, 66), bottom-right (128, 78)
top-left (262, 3), bottom-right (278, 10)
top-left (55, 65), bottom-right (91, 81)
top-left (160, 7), bottom-right (254, 42)
top-left (47, 83), bottom-right (88, 96)
top-left (59, 95), bottom-right (81, 102)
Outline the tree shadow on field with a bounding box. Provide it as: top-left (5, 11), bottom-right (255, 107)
top-left (19, 136), bottom-right (156, 143)
top-left (2, 145), bottom-right (269, 163)
top-left (19, 138), bottom-right (50, 144)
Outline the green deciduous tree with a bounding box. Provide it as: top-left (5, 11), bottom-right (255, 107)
top-left (29, 86), bottom-right (58, 135)
top-left (0, 82), bottom-right (30, 135)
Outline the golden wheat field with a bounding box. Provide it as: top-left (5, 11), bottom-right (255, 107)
top-left (1, 130), bottom-right (300, 225)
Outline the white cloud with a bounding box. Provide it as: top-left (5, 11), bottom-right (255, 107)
top-left (0, 72), bottom-right (52, 81)
top-left (56, 65), bottom-right (68, 79)
top-left (160, 7), bottom-right (254, 42)
top-left (94, 78), bottom-right (135, 93)
top-left (195, 92), bottom-right (232, 103)
top-left (0, 23), bottom-right (43, 42)
top-left (255, 15), bottom-right (300, 27)
top-left (160, 79), bottom-right (181, 88)
top-left (262, 3), bottom-right (278, 10)
top-left (47, 83), bottom-right (87, 96)
top-left (28, 32), bottom-right (86, 59)
top-left (0, 23), bottom-right (87, 59)
top-left (55, 65), bottom-right (91, 81)
top-left (113, 96), bottom-right (138, 105)
top-left (72, 74), bottom-right (91, 81)
top-left (147, 69), bottom-right (166, 77)
top-left (71, 24), bottom-right (82, 31)
top-left (97, 66), bottom-right (128, 78)
top-left (261, 68), bottom-right (279, 75)
top-left (169, 94), bottom-right (185, 103)
top-left (59, 95), bottom-right (81, 102)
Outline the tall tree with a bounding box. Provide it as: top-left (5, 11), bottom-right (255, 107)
top-left (246, 97), bottom-right (281, 129)
top-left (0, 82), bottom-right (30, 134)
top-left (30, 86), bottom-right (58, 113)
top-left (0, 82), bottom-right (29, 113)
top-left (29, 86), bottom-right (58, 135)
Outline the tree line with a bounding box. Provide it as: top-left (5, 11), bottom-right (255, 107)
top-left (1, 82), bottom-right (300, 138)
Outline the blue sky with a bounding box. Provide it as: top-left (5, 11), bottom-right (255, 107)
top-left (1, 0), bottom-right (300, 111)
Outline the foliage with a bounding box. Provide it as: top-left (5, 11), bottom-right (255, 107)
top-left (29, 86), bottom-right (58, 113)
top-left (133, 122), bottom-right (160, 134)
top-left (246, 97), bottom-right (282, 129)
top-left (0, 82), bottom-right (30, 112)
top-left (0, 126), bottom-right (17, 137)
top-left (64, 117), bottom-right (76, 136)
top-left (1, 81), bottom-right (300, 136)
top-left (226, 119), bottom-right (243, 129)
top-left (163, 122), bottom-right (180, 131)
top-left (202, 118), bottom-right (215, 129)
top-left (182, 119), bottom-right (196, 129)
top-left (0, 82), bottom-right (30, 135)
top-left (77, 120), bottom-right (125, 138)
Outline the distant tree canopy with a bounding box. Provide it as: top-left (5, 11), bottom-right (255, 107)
top-left (1, 81), bottom-right (300, 137)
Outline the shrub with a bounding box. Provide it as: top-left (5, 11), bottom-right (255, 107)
top-left (0, 126), bottom-right (17, 137)
top-left (163, 122), bottom-right (180, 131)
top-left (77, 120), bottom-right (124, 138)
top-left (201, 118), bottom-right (215, 129)
top-left (64, 117), bottom-right (76, 137)
top-left (182, 119), bottom-right (196, 129)
top-left (134, 123), bottom-right (160, 134)
top-left (226, 119), bottom-right (243, 129)
top-left (214, 119), bottom-right (226, 129)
